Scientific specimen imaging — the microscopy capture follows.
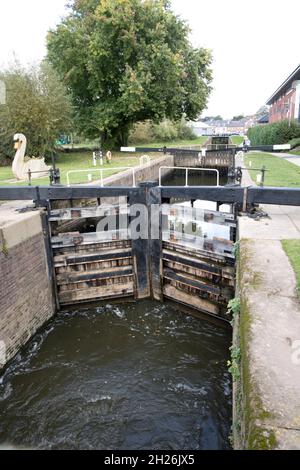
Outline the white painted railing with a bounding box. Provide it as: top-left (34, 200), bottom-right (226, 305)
top-left (66, 167), bottom-right (136, 187)
top-left (159, 166), bottom-right (220, 187)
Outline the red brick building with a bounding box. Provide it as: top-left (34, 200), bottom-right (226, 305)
top-left (267, 64), bottom-right (300, 123)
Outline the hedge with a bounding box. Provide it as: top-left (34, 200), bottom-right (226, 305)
top-left (248, 119), bottom-right (300, 146)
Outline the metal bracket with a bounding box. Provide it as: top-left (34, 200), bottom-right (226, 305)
top-left (33, 187), bottom-right (48, 209)
top-left (242, 187), bottom-right (248, 213)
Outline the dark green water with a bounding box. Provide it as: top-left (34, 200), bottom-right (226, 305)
top-left (162, 169), bottom-right (227, 187)
top-left (0, 300), bottom-right (232, 450)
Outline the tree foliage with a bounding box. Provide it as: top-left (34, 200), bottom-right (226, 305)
top-left (255, 105), bottom-right (269, 119)
top-left (0, 62), bottom-right (73, 163)
top-left (248, 119), bottom-right (300, 146)
top-left (129, 115), bottom-right (196, 144)
top-left (202, 115), bottom-right (222, 122)
top-left (47, 0), bottom-right (212, 148)
top-left (232, 114), bottom-right (244, 121)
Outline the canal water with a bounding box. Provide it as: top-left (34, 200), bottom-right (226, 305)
top-left (0, 300), bottom-right (232, 450)
top-left (161, 169), bottom-right (227, 188)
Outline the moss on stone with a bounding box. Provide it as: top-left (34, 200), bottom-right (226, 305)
top-left (235, 239), bottom-right (278, 450)
top-left (0, 230), bottom-right (8, 257)
top-left (247, 427), bottom-right (277, 450)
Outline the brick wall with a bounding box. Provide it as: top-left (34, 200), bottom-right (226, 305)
top-left (0, 212), bottom-right (55, 371)
top-left (269, 89), bottom-right (296, 123)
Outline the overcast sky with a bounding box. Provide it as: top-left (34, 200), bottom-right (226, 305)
top-left (0, 0), bottom-right (299, 118)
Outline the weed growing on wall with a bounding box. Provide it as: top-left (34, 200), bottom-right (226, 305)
top-left (228, 345), bottom-right (241, 382)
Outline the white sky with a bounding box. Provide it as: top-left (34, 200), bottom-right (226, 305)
top-left (0, 0), bottom-right (299, 118)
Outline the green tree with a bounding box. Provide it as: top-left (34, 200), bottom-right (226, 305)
top-left (47, 0), bottom-right (212, 148)
top-left (255, 105), bottom-right (269, 119)
top-left (232, 115), bottom-right (244, 121)
top-left (0, 62), bottom-right (73, 162)
top-left (202, 115), bottom-right (223, 121)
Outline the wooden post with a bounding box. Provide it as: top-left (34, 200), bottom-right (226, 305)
top-left (129, 183), bottom-right (151, 299)
top-left (149, 185), bottom-right (163, 301)
top-left (129, 182), bottom-right (163, 301)
top-left (40, 205), bottom-right (60, 311)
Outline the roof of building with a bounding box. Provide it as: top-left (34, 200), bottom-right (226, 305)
top-left (188, 121), bottom-right (211, 128)
top-left (227, 120), bottom-right (247, 128)
top-left (205, 119), bottom-right (247, 127)
top-left (257, 114), bottom-right (269, 124)
top-left (266, 64), bottom-right (300, 105)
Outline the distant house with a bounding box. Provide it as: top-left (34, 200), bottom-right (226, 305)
top-left (226, 120), bottom-right (248, 135)
top-left (188, 121), bottom-right (212, 136)
top-left (211, 121), bottom-right (229, 135)
top-left (257, 114), bottom-right (269, 125)
top-left (190, 116), bottom-right (255, 137)
top-left (206, 119), bottom-right (252, 136)
top-left (267, 64), bottom-right (300, 123)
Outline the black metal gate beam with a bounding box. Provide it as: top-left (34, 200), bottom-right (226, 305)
top-left (0, 186), bottom-right (140, 201)
top-left (1, 185), bottom-right (300, 207)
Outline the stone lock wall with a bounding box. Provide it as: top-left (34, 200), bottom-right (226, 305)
top-left (105, 154), bottom-right (174, 186)
top-left (0, 208), bottom-right (55, 371)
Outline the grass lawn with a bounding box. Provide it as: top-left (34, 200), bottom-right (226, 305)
top-left (290, 150), bottom-right (300, 156)
top-left (58, 135), bottom-right (242, 153)
top-left (134, 135), bottom-right (244, 148)
top-left (244, 152), bottom-right (300, 187)
top-left (281, 240), bottom-right (300, 298)
top-left (0, 151), bottom-right (160, 186)
top-left (61, 136), bottom-right (209, 151)
top-left (0, 134), bottom-right (244, 186)
top-left (131, 136), bottom-right (208, 148)
top-left (0, 166), bottom-right (15, 182)
top-left (230, 136), bottom-right (244, 146)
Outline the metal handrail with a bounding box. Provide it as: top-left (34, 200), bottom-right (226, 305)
top-left (27, 168), bottom-right (60, 186)
top-left (159, 166), bottom-right (220, 187)
top-left (66, 167), bottom-right (136, 187)
top-left (238, 166), bottom-right (268, 187)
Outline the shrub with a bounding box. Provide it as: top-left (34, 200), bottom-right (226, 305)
top-left (248, 119), bottom-right (300, 146)
top-left (176, 115), bottom-right (197, 140)
top-left (129, 116), bottom-right (197, 145)
top-left (129, 121), bottom-right (155, 144)
top-left (152, 119), bottom-right (179, 142)
top-left (289, 137), bottom-right (300, 149)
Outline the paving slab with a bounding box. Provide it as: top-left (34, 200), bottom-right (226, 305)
top-left (237, 153), bottom-right (300, 238)
top-left (236, 153), bottom-right (300, 449)
top-left (239, 212), bottom-right (300, 240)
top-left (238, 237), bottom-right (300, 449)
top-left (0, 201), bottom-right (42, 249)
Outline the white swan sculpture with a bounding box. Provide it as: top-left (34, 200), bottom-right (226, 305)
top-left (12, 133), bottom-right (50, 180)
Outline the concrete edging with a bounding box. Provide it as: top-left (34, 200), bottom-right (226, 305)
top-left (234, 217), bottom-right (300, 450)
